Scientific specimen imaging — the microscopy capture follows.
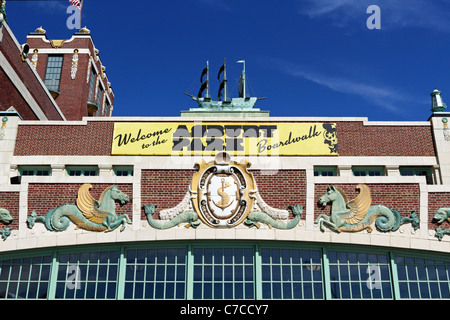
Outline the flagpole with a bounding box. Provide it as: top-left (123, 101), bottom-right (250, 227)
top-left (79, 0), bottom-right (84, 29)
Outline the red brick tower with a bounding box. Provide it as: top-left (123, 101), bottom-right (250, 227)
top-left (26, 26), bottom-right (114, 121)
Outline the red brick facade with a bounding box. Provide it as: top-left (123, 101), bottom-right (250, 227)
top-left (0, 25), bottom-right (64, 120)
top-left (141, 169), bottom-right (195, 219)
top-left (335, 122), bottom-right (435, 157)
top-left (13, 120), bottom-right (435, 157)
top-left (252, 170), bottom-right (306, 218)
top-left (4, 174), bottom-right (445, 233)
top-left (14, 122), bottom-right (114, 156)
top-left (140, 169), bottom-right (307, 220)
top-left (26, 31), bottom-right (114, 121)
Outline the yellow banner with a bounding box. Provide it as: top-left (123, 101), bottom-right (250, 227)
top-left (111, 122), bottom-right (338, 156)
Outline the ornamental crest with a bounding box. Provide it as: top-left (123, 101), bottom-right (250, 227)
top-left (191, 152), bottom-right (255, 228)
top-left (143, 153), bottom-right (303, 230)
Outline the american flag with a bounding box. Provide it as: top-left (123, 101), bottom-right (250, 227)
top-left (69, 0), bottom-right (82, 10)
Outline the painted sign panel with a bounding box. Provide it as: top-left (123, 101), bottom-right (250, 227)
top-left (111, 122), bottom-right (338, 156)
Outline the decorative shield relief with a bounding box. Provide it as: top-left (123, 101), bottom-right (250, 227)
top-left (190, 152), bottom-right (256, 228)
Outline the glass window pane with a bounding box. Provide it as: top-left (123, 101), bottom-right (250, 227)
top-left (124, 247), bottom-right (186, 300)
top-left (56, 250), bottom-right (119, 300)
top-left (261, 248), bottom-right (323, 300)
top-left (192, 247), bottom-right (254, 300)
top-left (44, 55), bottom-right (63, 92)
top-left (328, 250), bottom-right (392, 300)
top-left (0, 255), bottom-right (52, 299)
top-left (395, 255), bottom-right (450, 299)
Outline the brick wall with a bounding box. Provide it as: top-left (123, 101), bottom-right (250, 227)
top-left (335, 121), bottom-right (435, 156)
top-left (141, 169), bottom-right (306, 220)
top-left (314, 184), bottom-right (420, 221)
top-left (428, 192), bottom-right (450, 231)
top-left (252, 170), bottom-right (306, 218)
top-left (28, 183), bottom-right (132, 221)
top-left (0, 26), bottom-right (64, 120)
top-left (13, 121), bottom-right (436, 157)
top-left (26, 34), bottom-right (114, 120)
top-left (141, 169), bottom-right (195, 219)
top-left (0, 192), bottom-right (19, 231)
top-left (0, 68), bottom-right (38, 120)
top-left (14, 121), bottom-right (114, 156)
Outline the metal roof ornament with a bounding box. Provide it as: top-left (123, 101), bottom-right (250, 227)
top-left (431, 87), bottom-right (447, 113)
top-left (185, 60), bottom-right (266, 111)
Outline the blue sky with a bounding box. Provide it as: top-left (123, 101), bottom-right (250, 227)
top-left (6, 0), bottom-right (450, 120)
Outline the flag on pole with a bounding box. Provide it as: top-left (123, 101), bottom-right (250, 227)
top-left (69, 0), bottom-right (82, 10)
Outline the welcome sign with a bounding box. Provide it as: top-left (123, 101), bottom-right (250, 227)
top-left (111, 122), bottom-right (338, 156)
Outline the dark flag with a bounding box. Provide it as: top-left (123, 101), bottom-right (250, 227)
top-left (238, 74), bottom-right (243, 98)
top-left (217, 63), bottom-right (225, 81)
top-left (218, 81), bottom-right (225, 100)
top-left (200, 66), bottom-right (208, 83)
top-left (198, 80), bottom-right (208, 98)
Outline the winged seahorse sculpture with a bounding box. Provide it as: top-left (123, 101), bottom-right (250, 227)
top-left (315, 184), bottom-right (419, 233)
top-left (27, 184), bottom-right (131, 232)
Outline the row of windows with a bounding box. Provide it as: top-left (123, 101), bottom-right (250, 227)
top-left (18, 165), bottom-right (431, 180)
top-left (314, 166), bottom-right (434, 184)
top-left (0, 242), bottom-right (449, 300)
top-left (18, 166), bottom-right (133, 177)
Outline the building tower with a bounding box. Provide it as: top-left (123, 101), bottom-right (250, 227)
top-left (26, 26), bottom-right (114, 120)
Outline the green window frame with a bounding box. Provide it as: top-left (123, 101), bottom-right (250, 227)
top-left (261, 247), bottom-right (323, 299)
top-left (87, 68), bottom-right (97, 104)
top-left (66, 166), bottom-right (98, 177)
top-left (113, 166), bottom-right (133, 177)
top-left (192, 246), bottom-right (254, 300)
top-left (124, 247), bottom-right (186, 300)
top-left (395, 255), bottom-right (450, 299)
top-left (399, 167), bottom-right (433, 184)
top-left (96, 85), bottom-right (104, 116)
top-left (0, 242), bottom-right (450, 300)
top-left (314, 166), bottom-right (337, 177)
top-left (19, 166), bottom-right (51, 177)
top-left (0, 254), bottom-right (52, 299)
top-left (352, 166), bottom-right (385, 177)
top-left (43, 55), bottom-right (63, 93)
top-left (55, 250), bottom-right (120, 299)
top-left (326, 249), bottom-right (393, 299)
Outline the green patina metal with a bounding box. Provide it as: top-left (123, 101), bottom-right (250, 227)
top-left (433, 208), bottom-right (450, 240)
top-left (143, 204), bottom-right (200, 229)
top-left (0, 208), bottom-right (12, 240)
top-left (431, 88), bottom-right (447, 113)
top-left (182, 60), bottom-right (268, 116)
top-left (245, 204), bottom-right (303, 229)
top-left (315, 185), bottom-right (419, 233)
top-left (143, 203), bottom-right (303, 230)
top-left (27, 184), bottom-right (131, 232)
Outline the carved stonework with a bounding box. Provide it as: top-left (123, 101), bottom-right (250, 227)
top-left (86, 57), bottom-right (91, 84)
top-left (143, 153), bottom-right (303, 230)
top-left (315, 184), bottom-right (419, 233)
top-left (190, 153), bottom-right (256, 228)
top-left (0, 207), bottom-right (12, 240)
top-left (30, 49), bottom-right (38, 70)
top-left (70, 49), bottom-right (78, 79)
top-left (442, 118), bottom-right (450, 141)
top-left (433, 207), bottom-right (450, 240)
top-left (27, 184), bottom-right (131, 232)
